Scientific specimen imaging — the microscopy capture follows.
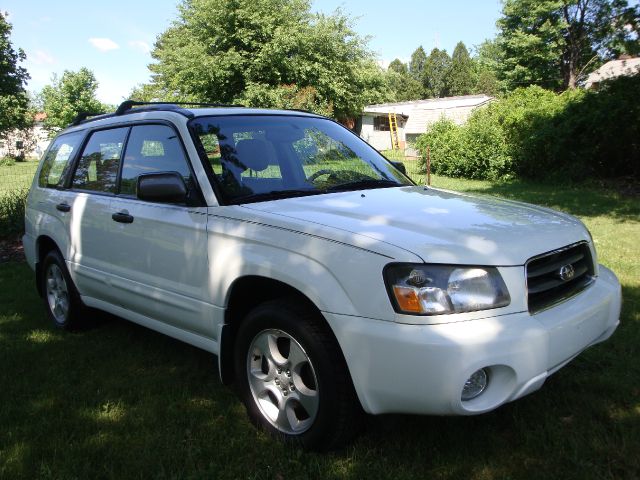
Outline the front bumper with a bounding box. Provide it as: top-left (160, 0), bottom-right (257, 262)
top-left (324, 265), bottom-right (621, 415)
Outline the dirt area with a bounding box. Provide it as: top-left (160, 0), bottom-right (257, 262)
top-left (0, 235), bottom-right (24, 263)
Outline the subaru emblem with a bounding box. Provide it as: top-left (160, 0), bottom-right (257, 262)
top-left (559, 264), bottom-right (576, 282)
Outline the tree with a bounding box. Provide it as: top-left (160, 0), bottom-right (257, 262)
top-left (137, 0), bottom-right (386, 120)
top-left (448, 42), bottom-right (476, 96)
top-left (0, 11), bottom-right (31, 139)
top-left (41, 68), bottom-right (106, 132)
top-left (408, 46), bottom-right (428, 81)
top-left (385, 69), bottom-right (424, 102)
top-left (423, 48), bottom-right (451, 98)
top-left (388, 58), bottom-right (407, 74)
top-left (497, 0), bottom-right (640, 90)
top-left (383, 59), bottom-right (423, 101)
top-left (472, 39), bottom-right (504, 95)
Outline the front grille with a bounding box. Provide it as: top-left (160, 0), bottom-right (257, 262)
top-left (526, 242), bottom-right (595, 314)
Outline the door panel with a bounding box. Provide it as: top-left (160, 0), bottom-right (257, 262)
top-left (103, 123), bottom-right (214, 337)
top-left (67, 127), bottom-right (129, 302)
top-left (106, 198), bottom-right (213, 336)
top-left (67, 193), bottom-right (120, 302)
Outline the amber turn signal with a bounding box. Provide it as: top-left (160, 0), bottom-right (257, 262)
top-left (392, 286), bottom-right (422, 313)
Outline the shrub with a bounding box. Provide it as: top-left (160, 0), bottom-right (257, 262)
top-left (547, 75), bottom-right (640, 180)
top-left (0, 157), bottom-right (16, 167)
top-left (0, 188), bottom-right (28, 236)
top-left (415, 75), bottom-right (640, 181)
top-left (415, 119), bottom-right (469, 177)
top-left (415, 114), bottom-right (512, 181)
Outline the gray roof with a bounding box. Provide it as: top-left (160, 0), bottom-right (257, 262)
top-left (585, 57), bottom-right (640, 88)
top-left (363, 95), bottom-right (493, 134)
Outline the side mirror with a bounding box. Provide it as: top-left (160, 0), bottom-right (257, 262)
top-left (137, 172), bottom-right (188, 203)
top-left (390, 160), bottom-right (407, 175)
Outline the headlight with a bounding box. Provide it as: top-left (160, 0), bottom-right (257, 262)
top-left (384, 264), bottom-right (510, 315)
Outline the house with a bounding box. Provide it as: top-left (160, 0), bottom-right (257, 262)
top-left (585, 56), bottom-right (640, 89)
top-left (0, 112), bottom-right (51, 159)
top-left (358, 95), bottom-right (493, 155)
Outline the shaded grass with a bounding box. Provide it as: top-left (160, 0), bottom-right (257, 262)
top-left (1, 177), bottom-right (639, 479)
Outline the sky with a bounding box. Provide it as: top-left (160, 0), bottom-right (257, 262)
top-left (3, 0), bottom-right (502, 105)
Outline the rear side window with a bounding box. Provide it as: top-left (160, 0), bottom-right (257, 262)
top-left (71, 128), bottom-right (128, 193)
top-left (38, 132), bottom-right (84, 188)
top-left (120, 124), bottom-right (193, 196)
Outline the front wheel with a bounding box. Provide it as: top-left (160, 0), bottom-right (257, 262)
top-left (234, 299), bottom-right (362, 450)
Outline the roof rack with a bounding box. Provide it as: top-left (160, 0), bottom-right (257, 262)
top-left (69, 111), bottom-right (109, 126)
top-left (115, 100), bottom-right (244, 115)
top-left (66, 100), bottom-right (246, 128)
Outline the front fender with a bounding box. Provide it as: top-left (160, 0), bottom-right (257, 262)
top-left (205, 209), bottom-right (417, 320)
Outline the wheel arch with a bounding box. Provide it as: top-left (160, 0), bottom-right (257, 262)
top-left (35, 235), bottom-right (62, 297)
top-left (218, 275), bottom-right (349, 388)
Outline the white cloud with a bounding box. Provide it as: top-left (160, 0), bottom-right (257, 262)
top-left (97, 83), bottom-right (128, 105)
top-left (89, 38), bottom-right (120, 52)
top-left (32, 50), bottom-right (55, 65)
top-left (128, 40), bottom-right (151, 54)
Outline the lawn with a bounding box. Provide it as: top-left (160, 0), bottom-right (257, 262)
top-left (0, 161), bottom-right (38, 193)
top-left (1, 174), bottom-right (639, 479)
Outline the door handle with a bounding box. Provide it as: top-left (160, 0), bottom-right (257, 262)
top-left (112, 211), bottom-right (134, 224)
top-left (56, 202), bottom-right (71, 212)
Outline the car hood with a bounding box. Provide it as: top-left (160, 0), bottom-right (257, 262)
top-left (242, 186), bottom-right (590, 266)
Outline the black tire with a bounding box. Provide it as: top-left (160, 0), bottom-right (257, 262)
top-left (234, 298), bottom-right (362, 450)
top-left (40, 249), bottom-right (84, 330)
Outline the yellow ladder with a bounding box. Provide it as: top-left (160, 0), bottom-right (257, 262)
top-left (388, 112), bottom-right (400, 150)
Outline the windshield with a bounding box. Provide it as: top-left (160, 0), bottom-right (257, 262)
top-left (189, 115), bottom-right (413, 204)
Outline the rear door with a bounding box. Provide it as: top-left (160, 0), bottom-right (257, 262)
top-left (66, 127), bottom-right (129, 302)
top-left (31, 131), bottom-right (86, 262)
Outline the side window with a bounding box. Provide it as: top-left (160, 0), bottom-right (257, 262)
top-left (38, 132), bottom-right (84, 188)
top-left (71, 128), bottom-right (128, 193)
top-left (199, 132), bottom-right (222, 175)
top-left (120, 124), bottom-right (193, 197)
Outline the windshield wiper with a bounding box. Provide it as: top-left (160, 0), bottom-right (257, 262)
top-left (232, 189), bottom-right (319, 204)
top-left (325, 179), bottom-right (401, 192)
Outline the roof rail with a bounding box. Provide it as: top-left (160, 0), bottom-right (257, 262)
top-left (66, 100), bottom-right (276, 128)
top-left (69, 111), bottom-right (108, 126)
top-left (115, 100), bottom-right (244, 115)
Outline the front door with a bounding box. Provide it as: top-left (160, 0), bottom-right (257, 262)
top-left (106, 124), bottom-right (213, 337)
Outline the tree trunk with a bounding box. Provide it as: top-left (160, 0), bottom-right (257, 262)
top-left (567, 63), bottom-right (578, 89)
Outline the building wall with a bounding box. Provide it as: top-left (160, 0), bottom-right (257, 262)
top-left (359, 114), bottom-right (407, 151)
top-left (0, 123), bottom-right (51, 159)
top-left (360, 96), bottom-right (493, 155)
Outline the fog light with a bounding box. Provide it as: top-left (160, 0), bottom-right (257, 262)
top-left (461, 368), bottom-right (488, 401)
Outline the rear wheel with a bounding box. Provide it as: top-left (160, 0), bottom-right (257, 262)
top-left (41, 250), bottom-right (83, 330)
top-left (234, 299), bottom-right (362, 450)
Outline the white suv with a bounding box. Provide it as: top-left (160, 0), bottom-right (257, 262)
top-left (24, 101), bottom-right (621, 449)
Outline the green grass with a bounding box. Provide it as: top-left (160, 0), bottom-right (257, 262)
top-left (1, 175), bottom-right (639, 479)
top-left (0, 161), bottom-right (38, 194)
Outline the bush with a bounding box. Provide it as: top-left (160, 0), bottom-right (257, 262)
top-left (415, 75), bottom-right (640, 181)
top-left (415, 114), bottom-right (512, 181)
top-left (547, 75), bottom-right (640, 180)
top-left (0, 188), bottom-right (28, 236)
top-left (0, 157), bottom-right (16, 167)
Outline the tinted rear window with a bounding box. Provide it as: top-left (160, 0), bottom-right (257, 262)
top-left (38, 132), bottom-right (85, 188)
